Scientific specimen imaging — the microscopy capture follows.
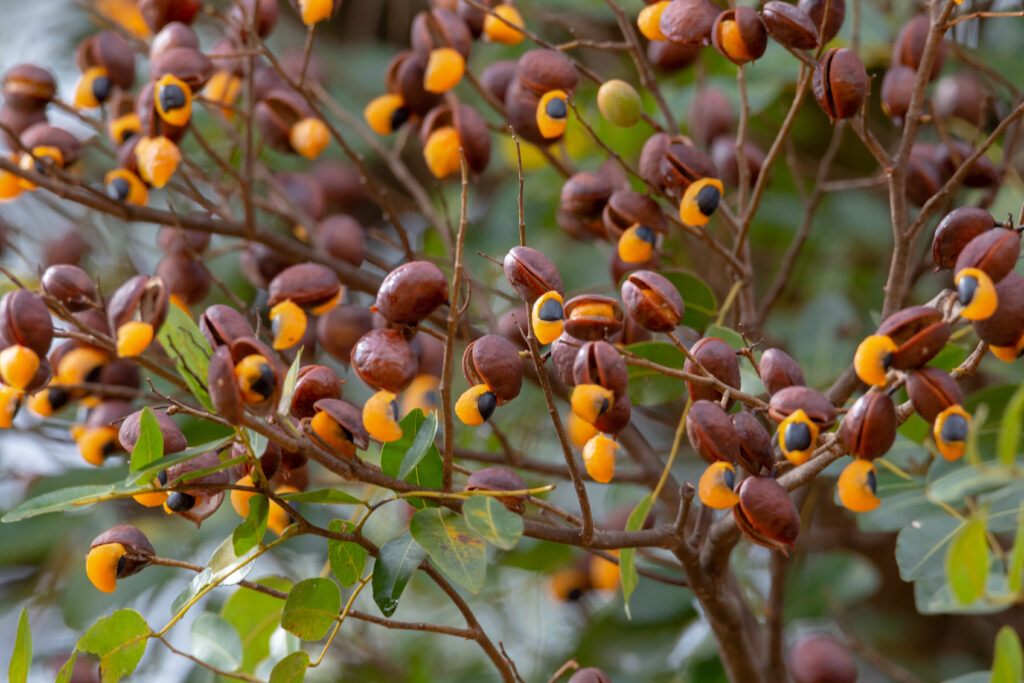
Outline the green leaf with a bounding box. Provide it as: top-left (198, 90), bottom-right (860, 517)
top-left (277, 348), bottom-right (303, 416)
top-left (8, 607), bottom-right (30, 683)
top-left (281, 578), bottom-right (341, 641)
top-left (129, 436), bottom-right (233, 486)
top-left (1008, 502), bottom-right (1024, 593)
top-left (128, 407), bottom-right (163, 473)
top-left (173, 535), bottom-right (262, 614)
top-left (2, 482), bottom-right (144, 522)
top-left (327, 519), bottom-right (367, 588)
top-left (991, 625), bottom-right (1023, 683)
top-left (372, 532), bottom-right (426, 617)
top-left (410, 507), bottom-right (487, 593)
top-left (221, 576), bottom-right (292, 672)
top-left (381, 410), bottom-right (443, 509)
top-left (998, 381), bottom-right (1024, 466)
top-left (398, 410), bottom-right (439, 480)
top-left (620, 494), bottom-right (653, 619)
top-left (190, 612), bottom-right (243, 672)
top-left (658, 269), bottom-right (716, 331)
top-left (269, 651), bottom-right (310, 683)
top-left (278, 489), bottom-right (363, 505)
top-left (946, 515), bottom-right (989, 605)
top-left (156, 303), bottom-right (214, 410)
top-left (77, 609), bottom-right (150, 683)
top-left (703, 324), bottom-right (745, 350)
top-left (462, 496), bottom-right (523, 550)
top-left (232, 494), bottom-right (268, 556)
top-left (54, 651), bottom-right (77, 683)
top-left (624, 342), bottom-right (687, 407)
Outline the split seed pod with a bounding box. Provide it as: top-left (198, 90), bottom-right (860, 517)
top-left (686, 399), bottom-right (740, 464)
top-left (732, 411), bottom-right (775, 474)
top-left (572, 340), bottom-right (628, 399)
top-left (876, 305), bottom-right (951, 370)
top-left (107, 275), bottom-right (169, 358)
top-left (761, 1), bottom-right (819, 50)
top-left (768, 385), bottom-right (838, 428)
top-left (839, 392), bottom-right (897, 461)
top-left (659, 0), bottom-right (719, 46)
top-left (309, 397), bottom-right (369, 458)
top-left (86, 525), bottom-right (155, 593)
top-left (562, 295), bottom-right (623, 341)
top-left (734, 475), bottom-right (800, 553)
top-left (684, 337), bottom-right (741, 405)
top-left (620, 270), bottom-right (684, 332)
top-left (350, 328), bottom-right (418, 393)
top-left (813, 48), bottom-right (866, 123)
top-left (463, 334), bottom-right (523, 403)
top-left (503, 246), bottom-right (564, 304)
top-left (905, 367), bottom-right (962, 424)
top-left (711, 8), bottom-right (767, 65)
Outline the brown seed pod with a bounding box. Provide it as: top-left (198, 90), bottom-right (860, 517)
top-left (464, 467), bottom-right (527, 514)
top-left (813, 48), bottom-right (866, 123)
top-left (156, 256), bottom-right (210, 305)
top-left (503, 246), bottom-right (564, 304)
top-left (567, 668), bottom-right (612, 683)
top-left (140, 0), bottom-right (202, 32)
top-left (226, 0), bottom-right (279, 38)
top-left (311, 398), bottom-right (369, 451)
top-left (41, 265), bottom-right (96, 312)
top-left (158, 225), bottom-right (210, 255)
top-left (22, 123), bottom-right (82, 167)
top-left (209, 345), bottom-right (244, 425)
top-left (0, 105), bottom-right (47, 149)
top-left (275, 172), bottom-right (326, 225)
top-left (351, 328), bottom-right (418, 393)
top-left (647, 40), bottom-right (701, 73)
top-left (550, 332), bottom-right (580, 387)
top-left (621, 270), bottom-right (684, 332)
top-left (463, 334), bottom-right (523, 403)
top-left (310, 162), bottom-right (371, 217)
top-left (711, 7), bottom-right (767, 65)
top-left (761, 1), bottom-right (819, 50)
top-left (557, 172), bottom-right (613, 241)
top-left (420, 103), bottom-right (491, 174)
top-left (905, 144), bottom-right (943, 208)
top-left (411, 8), bottom-right (473, 59)
top-left (563, 295), bottom-right (624, 341)
top-left (789, 636), bottom-right (858, 683)
top-left (119, 408), bottom-right (187, 454)
top-left (504, 80), bottom-right (550, 146)
top-left (602, 190), bottom-right (667, 239)
top-left (268, 263), bottom-right (341, 310)
top-left (684, 337), bottom-right (741, 405)
top-left (840, 392), bottom-right (897, 461)
top-left (165, 449), bottom-right (229, 526)
top-left (734, 475), bottom-right (800, 551)
top-left (150, 46), bottom-right (213, 91)
top-left (0, 289), bottom-right (53, 357)
top-left (711, 136), bottom-right (765, 190)
top-left (516, 49), bottom-right (578, 97)
top-left (317, 305), bottom-right (374, 365)
top-left (934, 74), bottom-right (989, 128)
top-left (592, 391), bottom-right (632, 434)
top-left (768, 385), bottom-right (838, 427)
top-left (659, 0), bottom-right (719, 47)
top-left (732, 411), bottom-right (775, 474)
top-left (933, 141), bottom-right (1000, 188)
top-left (759, 348), bottom-right (805, 395)
top-left (686, 399), bottom-right (740, 464)
top-left (313, 215), bottom-right (365, 267)
top-left (497, 307), bottom-right (529, 350)
top-left (199, 304), bottom-right (254, 348)
top-left (98, 360), bottom-right (141, 392)
top-left (893, 14), bottom-right (945, 82)
top-left (905, 367), bottom-right (962, 423)
top-left (385, 50), bottom-right (443, 117)
top-left (955, 229), bottom-right (1021, 285)
top-left (234, 438), bottom-right (282, 480)
top-left (478, 60), bottom-right (517, 109)
top-left (876, 306), bottom-right (951, 370)
top-left (932, 207), bottom-right (995, 271)
top-left (90, 524), bottom-right (155, 577)
top-left (659, 142), bottom-right (719, 197)
top-left (291, 365), bottom-right (344, 419)
top-left (880, 65), bottom-right (916, 125)
top-left (973, 272), bottom-right (1024, 349)
top-left (150, 22), bottom-right (200, 63)
top-left (412, 331), bottom-right (445, 378)
top-left (77, 31), bottom-right (135, 90)
top-left (3, 63), bottom-right (56, 112)
top-left (134, 81), bottom-right (186, 143)
top-left (255, 89), bottom-right (314, 154)
top-left (572, 340), bottom-right (628, 399)
top-left (374, 261), bottom-right (448, 325)
top-left (107, 275), bottom-right (169, 336)
top-left (797, 0), bottom-right (845, 43)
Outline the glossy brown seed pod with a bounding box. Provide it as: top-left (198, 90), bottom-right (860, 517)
top-left (880, 65), bottom-right (916, 125)
top-left (711, 136), bottom-right (765, 190)
top-left (789, 636), bottom-right (858, 683)
top-left (932, 208), bottom-right (995, 271)
top-left (268, 263), bottom-right (340, 310)
top-left (226, 0), bottom-right (278, 38)
top-left (76, 31), bottom-right (135, 90)
top-left (813, 48), bottom-right (866, 123)
top-left (312, 398), bottom-right (369, 449)
top-left (463, 335), bottom-right (523, 403)
top-left (572, 340), bottom-right (628, 399)
top-left (516, 49), bottom-right (578, 97)
top-left (150, 46), bottom-right (213, 91)
top-left (840, 391), bottom-right (897, 461)
top-left (119, 408), bottom-right (187, 454)
top-left (905, 367), bottom-right (962, 424)
top-left (313, 215), bottom-right (365, 267)
top-left (660, 0), bottom-right (719, 46)
top-left (22, 123), bottom-right (82, 166)
top-left (638, 133), bottom-right (672, 191)
top-left (761, 1), bottom-right (819, 50)
top-left (592, 392), bottom-right (632, 434)
top-left (732, 411), bottom-right (774, 474)
top-left (712, 8), bottom-right (767, 65)
top-left (374, 261), bottom-right (448, 326)
top-left (905, 145), bottom-right (943, 208)
top-left (567, 668), bottom-right (612, 683)
top-left (464, 467), bottom-right (528, 514)
top-left (107, 275), bottom-right (169, 333)
top-left (933, 141), bottom-right (999, 188)
top-left (90, 525), bottom-right (155, 577)
top-left (934, 74), bottom-right (988, 128)
top-left (659, 142), bottom-right (719, 197)
top-left (150, 22), bottom-right (200, 62)
top-left (621, 270), bottom-right (684, 332)
top-left (411, 8), bottom-right (472, 59)
top-left (768, 385), bottom-right (837, 427)
top-left (157, 256), bottom-right (210, 305)
top-left (0, 106), bottom-right (47, 149)
top-left (200, 304), bottom-right (253, 348)
top-left (503, 246), bottom-right (563, 304)
top-left (386, 50), bottom-right (443, 117)
top-left (759, 348), bottom-right (805, 395)
top-left (292, 365), bottom-right (344, 419)
top-left (647, 40), bottom-right (701, 73)
top-left (955, 229), bottom-right (1021, 284)
top-left (209, 345), bottom-right (243, 425)
top-left (41, 265), bottom-right (96, 312)
top-left (689, 89), bottom-right (732, 149)
top-left (479, 60), bottom-right (518, 107)
top-left (558, 172), bottom-right (613, 241)
top-left (0, 289), bottom-right (53, 357)
top-left (550, 333), bottom-right (580, 387)
top-left (686, 399), bottom-right (740, 464)
top-left (351, 328), bottom-right (418, 393)
top-left (504, 80), bottom-right (548, 146)
top-left (3, 64), bottom-right (56, 112)
top-left (420, 103), bottom-right (491, 174)
top-left (876, 306), bottom-right (951, 370)
top-left (797, 0), bottom-right (844, 43)
top-left (734, 475), bottom-right (800, 551)
top-left (972, 271), bottom-right (1024, 348)
top-left (317, 305), bottom-right (373, 365)
top-left (255, 90), bottom-right (314, 154)
top-left (165, 450), bottom-right (229, 526)
top-left (684, 337), bottom-right (741, 405)
top-left (563, 295), bottom-right (624, 341)
top-left (140, 0), bottom-right (201, 31)
top-left (893, 14), bottom-right (945, 82)
top-left (602, 190), bottom-right (667, 239)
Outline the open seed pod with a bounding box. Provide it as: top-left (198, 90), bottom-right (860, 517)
top-left (711, 7), bottom-right (767, 65)
top-left (268, 263), bottom-right (341, 311)
top-left (157, 256), bottom-right (210, 305)
top-left (659, 142), bottom-right (719, 198)
top-left (351, 328), bottom-right (418, 393)
top-left (318, 304), bottom-right (374, 365)
top-left (686, 399), bottom-right (740, 464)
top-left (107, 275), bottom-right (169, 358)
top-left (463, 334), bottom-right (523, 403)
top-left (504, 80), bottom-right (549, 146)
top-left (659, 0), bottom-right (719, 46)
top-left (875, 306), bottom-right (951, 370)
top-left (86, 524), bottom-right (155, 593)
top-left (761, 1), bottom-right (819, 50)
top-left (385, 50), bottom-right (443, 117)
top-left (411, 7), bottom-right (473, 59)
top-left (954, 229), bottom-right (1020, 285)
top-left (797, 0), bottom-right (845, 43)
top-left (308, 397), bottom-right (369, 458)
top-left (684, 337), bottom-right (741, 405)
top-left (77, 30), bottom-right (135, 90)
top-left (3, 63), bottom-right (56, 112)
top-left (974, 272), bottom-right (1024, 354)
top-left (41, 265), bottom-right (96, 312)
top-left (119, 408), bottom-right (187, 454)
top-left (374, 261), bottom-right (448, 325)
top-left (813, 48), bottom-right (866, 123)
top-left (733, 475), bottom-right (800, 552)
top-left (504, 246), bottom-right (563, 304)
top-left (291, 365), bottom-right (344, 419)
top-left (209, 345), bottom-right (244, 425)
top-left (572, 340), bottom-right (627, 399)
top-left (620, 270), bottom-right (684, 332)
top-left (164, 449), bottom-right (229, 526)
top-left (0, 105), bottom-right (47, 149)
top-left (592, 391), bottom-right (632, 434)
top-left (22, 123), bottom-right (82, 167)
top-left (759, 348), bottom-right (805, 395)
top-left (420, 103), bottom-right (491, 175)
top-left (905, 367), bottom-right (962, 423)
top-left (563, 295), bottom-right (623, 341)
top-left (551, 332), bottom-right (580, 386)
top-left (732, 411), bottom-right (774, 474)
top-left (464, 467), bottom-right (527, 514)
top-left (199, 304), bottom-right (254, 348)
top-left (840, 392), bottom-right (897, 461)
top-left (516, 49), bottom-right (578, 97)
top-left (768, 385), bottom-right (838, 428)
top-left (932, 207), bottom-right (995, 271)
top-left (0, 289), bottom-right (53, 357)
top-left (892, 14), bottom-right (945, 82)
top-left (602, 190), bottom-right (667, 239)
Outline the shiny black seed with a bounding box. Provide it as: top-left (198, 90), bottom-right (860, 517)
top-left (784, 421), bottom-right (812, 452)
top-left (477, 391), bottom-right (497, 421)
top-left (567, 587), bottom-right (584, 601)
top-left (696, 184), bottom-right (721, 216)
top-left (957, 275), bottom-right (978, 305)
top-left (166, 491), bottom-right (197, 512)
top-left (390, 106), bottom-right (410, 131)
top-left (723, 467), bottom-right (735, 489)
top-left (92, 76), bottom-right (112, 103)
top-left (635, 224), bottom-right (656, 244)
top-left (48, 388), bottom-right (69, 412)
top-left (107, 177), bottom-right (130, 201)
top-left (101, 438), bottom-right (119, 457)
top-left (388, 400), bottom-right (399, 421)
top-left (157, 469), bottom-right (168, 486)
top-left (85, 362), bottom-right (104, 384)
top-left (116, 554), bottom-right (126, 577)
top-left (599, 397), bottom-right (610, 415)
top-left (866, 468), bottom-right (877, 495)
top-left (545, 96), bottom-right (567, 119)
top-left (940, 413), bottom-right (969, 442)
top-left (159, 83), bottom-right (187, 113)
top-left (537, 297), bottom-right (564, 322)
top-left (249, 362), bottom-right (276, 399)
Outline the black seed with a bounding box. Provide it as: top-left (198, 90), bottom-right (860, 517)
top-left (249, 361), bottom-right (276, 399)
top-left (636, 224), bottom-right (656, 245)
top-left (866, 468), bottom-right (877, 495)
top-left (159, 83), bottom-right (187, 112)
top-left (477, 391), bottom-right (497, 421)
top-left (389, 400), bottom-right (399, 421)
top-left (85, 363), bottom-right (104, 384)
top-left (940, 413), bottom-right (969, 442)
top-left (696, 184), bottom-right (721, 216)
top-left (166, 491), bottom-right (197, 512)
top-left (722, 467), bottom-right (735, 489)
top-left (116, 554), bottom-right (126, 577)
top-left (784, 421), bottom-right (812, 452)
top-left (957, 275), bottom-right (978, 305)
top-left (537, 297), bottom-right (564, 322)
top-left (882, 351), bottom-right (894, 370)
top-left (33, 159), bottom-right (47, 174)
top-left (92, 75), bottom-right (112, 103)
top-left (101, 438), bottom-right (119, 457)
top-left (340, 424), bottom-right (354, 442)
top-left (390, 106), bottom-right (410, 131)
top-left (425, 390), bottom-right (439, 405)
top-left (107, 177), bottom-right (130, 201)
top-left (599, 397), bottom-right (610, 415)
top-left (48, 388), bottom-right (69, 412)
top-left (545, 96), bottom-right (567, 119)
top-left (119, 126), bottom-right (137, 143)
top-left (157, 469), bottom-right (168, 486)
top-left (567, 587), bottom-right (584, 601)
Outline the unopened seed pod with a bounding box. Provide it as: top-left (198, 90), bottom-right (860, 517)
top-left (734, 475), bottom-right (800, 552)
top-left (732, 411), bottom-right (775, 474)
top-left (516, 49), bottom-right (578, 97)
top-left (934, 74), bottom-right (989, 128)
top-left (789, 636), bottom-right (858, 683)
top-left (141, 0), bottom-right (202, 32)
top-left (684, 337), bottom-right (741, 405)
top-left (813, 48), bottom-right (866, 123)
top-left (893, 14), bottom-right (945, 82)
top-left (932, 207), bottom-right (995, 271)
top-left (934, 141), bottom-right (1000, 189)
top-left (759, 348), bottom-right (805, 395)
top-left (479, 59), bottom-right (517, 107)
top-left (374, 261), bottom-right (448, 326)
top-left (686, 399), bottom-right (740, 464)
top-left (351, 328), bottom-right (418, 393)
top-left (761, 1), bottom-right (819, 50)
top-left (647, 39), bottom-right (701, 73)
top-left (317, 304), bottom-right (374, 365)
top-left (41, 265), bottom-right (96, 313)
top-left (659, 0), bottom-right (719, 46)
top-left (558, 172), bottom-right (614, 240)
top-left (315, 215), bottom-right (365, 267)
top-left (597, 79), bottom-right (641, 127)
top-left (880, 65), bottom-right (916, 125)
top-left (840, 392), bottom-right (897, 460)
top-left (797, 0), bottom-right (845, 43)
top-left (119, 408), bottom-right (187, 454)
top-left (463, 334), bottom-right (523, 403)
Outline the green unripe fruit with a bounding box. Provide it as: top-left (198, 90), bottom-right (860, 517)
top-left (597, 79), bottom-right (641, 127)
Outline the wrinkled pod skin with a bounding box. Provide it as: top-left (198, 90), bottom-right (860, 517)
top-left (734, 475), bottom-right (800, 552)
